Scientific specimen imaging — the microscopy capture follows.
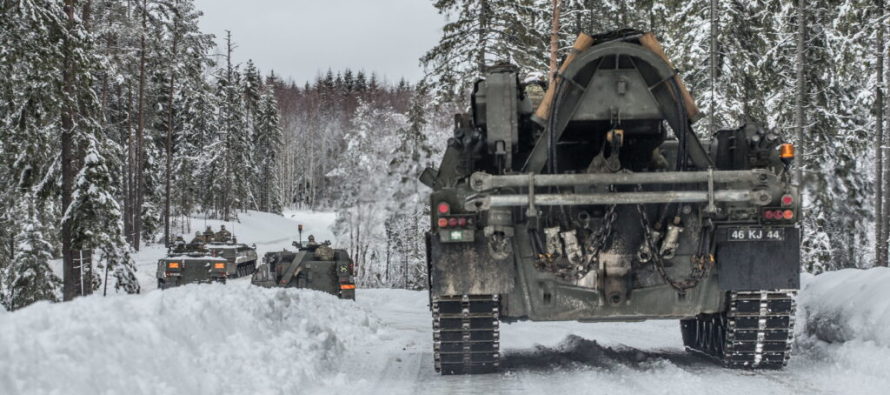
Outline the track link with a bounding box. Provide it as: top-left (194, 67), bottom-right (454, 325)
top-left (682, 290), bottom-right (796, 369)
top-left (432, 295), bottom-right (500, 375)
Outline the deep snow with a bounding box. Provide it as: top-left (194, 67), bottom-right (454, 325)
top-left (0, 284), bottom-right (380, 395)
top-left (5, 210), bottom-right (890, 395)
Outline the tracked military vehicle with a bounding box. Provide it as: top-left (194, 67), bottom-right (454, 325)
top-left (251, 236), bottom-right (357, 300)
top-left (156, 254), bottom-right (230, 289)
top-left (422, 30), bottom-right (800, 375)
top-left (204, 226), bottom-right (259, 278)
top-left (156, 226), bottom-right (257, 288)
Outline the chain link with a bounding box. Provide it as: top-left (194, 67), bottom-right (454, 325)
top-left (636, 203), bottom-right (711, 293)
top-left (576, 204), bottom-right (618, 279)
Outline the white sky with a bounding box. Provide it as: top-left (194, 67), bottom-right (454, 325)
top-left (193, 0), bottom-right (445, 85)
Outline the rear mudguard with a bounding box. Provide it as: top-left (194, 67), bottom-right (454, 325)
top-left (428, 232), bottom-right (515, 296)
top-left (714, 226), bottom-right (800, 291)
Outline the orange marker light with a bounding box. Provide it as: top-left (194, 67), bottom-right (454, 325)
top-left (213, 262), bottom-right (226, 269)
top-left (783, 210), bottom-right (794, 220)
top-left (780, 143), bottom-right (795, 159)
top-left (167, 262), bottom-right (180, 269)
top-left (437, 218), bottom-right (448, 228)
top-left (340, 284), bottom-right (356, 290)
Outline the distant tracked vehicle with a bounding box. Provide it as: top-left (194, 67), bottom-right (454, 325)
top-left (252, 234), bottom-right (357, 300)
top-left (157, 226), bottom-right (257, 288)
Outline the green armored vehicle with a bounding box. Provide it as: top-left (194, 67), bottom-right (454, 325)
top-left (157, 226), bottom-right (257, 288)
top-left (422, 30), bottom-right (800, 375)
top-left (251, 235), bottom-right (357, 300)
top-left (156, 254), bottom-right (230, 289)
top-left (203, 226), bottom-right (259, 278)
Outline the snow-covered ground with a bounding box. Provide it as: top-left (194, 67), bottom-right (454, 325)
top-left (4, 210), bottom-right (890, 394)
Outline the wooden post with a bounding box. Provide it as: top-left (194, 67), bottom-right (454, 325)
top-left (548, 0), bottom-right (561, 88)
top-left (534, 33), bottom-right (595, 121)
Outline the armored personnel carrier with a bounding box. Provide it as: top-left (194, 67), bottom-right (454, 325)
top-left (204, 226), bottom-right (259, 278)
top-left (422, 30), bottom-right (800, 375)
top-left (156, 226), bottom-right (257, 288)
top-left (156, 254), bottom-right (230, 289)
top-left (251, 235), bottom-right (357, 300)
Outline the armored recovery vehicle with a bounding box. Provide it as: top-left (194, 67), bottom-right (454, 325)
top-left (422, 30), bottom-right (800, 375)
top-left (157, 226), bottom-right (257, 288)
top-left (251, 236), bottom-right (357, 300)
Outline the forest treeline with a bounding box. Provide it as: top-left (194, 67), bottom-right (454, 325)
top-left (0, 0), bottom-right (284, 309)
top-left (1, 0), bottom-right (888, 310)
top-left (270, 70), bottom-right (453, 288)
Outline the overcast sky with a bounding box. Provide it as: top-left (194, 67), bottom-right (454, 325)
top-left (193, 0), bottom-right (445, 85)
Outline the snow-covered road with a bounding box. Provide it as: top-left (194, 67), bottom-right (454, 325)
top-left (319, 288), bottom-right (881, 395)
top-left (6, 210), bottom-right (890, 395)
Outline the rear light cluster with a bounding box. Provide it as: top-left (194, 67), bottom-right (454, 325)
top-left (763, 209), bottom-right (795, 220)
top-left (762, 193), bottom-right (797, 221)
top-left (437, 216), bottom-right (474, 228)
top-left (435, 201), bottom-right (475, 229)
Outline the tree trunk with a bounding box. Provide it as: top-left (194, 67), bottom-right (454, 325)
top-left (882, 1), bottom-right (890, 268)
top-left (709, 0), bottom-right (718, 134)
top-left (124, 82), bottom-right (133, 246)
top-left (222, 30), bottom-right (233, 222)
top-left (794, 0), bottom-right (807, 271)
top-left (795, 0), bottom-right (806, 186)
top-left (80, 0), bottom-right (94, 296)
top-left (134, 0), bottom-right (148, 250)
top-left (61, 0), bottom-right (79, 301)
top-left (877, 0), bottom-right (886, 267)
top-left (477, 0), bottom-right (489, 74)
top-left (548, 0), bottom-right (561, 88)
top-left (165, 8), bottom-right (179, 247)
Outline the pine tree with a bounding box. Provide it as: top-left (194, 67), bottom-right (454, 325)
top-left (421, 0), bottom-right (546, 102)
top-left (254, 87), bottom-right (284, 213)
top-left (5, 196), bottom-right (61, 310)
top-left (68, 135), bottom-right (141, 294)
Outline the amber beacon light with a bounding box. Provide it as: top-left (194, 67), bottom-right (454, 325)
top-left (779, 143), bottom-right (795, 159)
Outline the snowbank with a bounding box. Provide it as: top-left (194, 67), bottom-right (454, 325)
top-left (0, 286), bottom-right (380, 395)
top-left (798, 267), bottom-right (890, 345)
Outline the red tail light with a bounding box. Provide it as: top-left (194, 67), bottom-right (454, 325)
top-left (458, 217), bottom-right (467, 226)
top-left (437, 202), bottom-right (450, 215)
top-left (437, 218), bottom-right (448, 228)
top-left (448, 218), bottom-right (458, 227)
top-left (764, 210), bottom-right (774, 220)
top-left (781, 195), bottom-right (793, 206)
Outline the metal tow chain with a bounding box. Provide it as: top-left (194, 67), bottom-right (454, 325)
top-left (636, 203), bottom-right (711, 293)
top-left (577, 204), bottom-right (618, 279)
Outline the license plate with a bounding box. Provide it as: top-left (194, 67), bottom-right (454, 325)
top-left (726, 227), bottom-right (785, 242)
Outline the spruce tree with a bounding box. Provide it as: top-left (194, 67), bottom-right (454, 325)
top-left (421, 0), bottom-right (545, 102)
top-left (5, 196), bottom-right (61, 310)
top-left (254, 88), bottom-right (284, 213)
